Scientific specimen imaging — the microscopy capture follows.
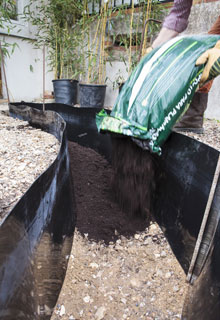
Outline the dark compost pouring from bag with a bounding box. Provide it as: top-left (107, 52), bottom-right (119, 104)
top-left (96, 35), bottom-right (220, 221)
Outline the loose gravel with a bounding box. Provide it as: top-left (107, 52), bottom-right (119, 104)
top-left (178, 118), bottom-right (220, 150)
top-left (0, 111), bottom-right (60, 222)
top-left (52, 226), bottom-right (186, 320)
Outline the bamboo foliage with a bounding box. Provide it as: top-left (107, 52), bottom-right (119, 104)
top-left (0, 0), bottom-right (19, 60)
top-left (23, 0), bottom-right (165, 84)
top-left (82, 0), bottom-right (112, 84)
top-left (23, 0), bottom-right (84, 80)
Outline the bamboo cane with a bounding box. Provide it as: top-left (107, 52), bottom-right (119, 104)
top-left (128, 0), bottom-right (135, 74)
top-left (55, 28), bottom-right (58, 79)
top-left (0, 41), bottom-right (10, 104)
top-left (142, 0), bottom-right (152, 57)
top-left (99, 0), bottom-right (108, 84)
top-left (43, 43), bottom-right (45, 112)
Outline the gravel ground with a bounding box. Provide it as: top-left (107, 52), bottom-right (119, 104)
top-left (0, 110), bottom-right (60, 222)
top-left (176, 118), bottom-right (220, 150)
top-left (51, 227), bottom-right (186, 320)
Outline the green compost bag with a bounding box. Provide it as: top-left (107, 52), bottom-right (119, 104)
top-left (96, 35), bottom-right (220, 155)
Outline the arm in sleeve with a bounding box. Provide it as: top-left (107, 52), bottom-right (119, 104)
top-left (163, 0), bottom-right (193, 33)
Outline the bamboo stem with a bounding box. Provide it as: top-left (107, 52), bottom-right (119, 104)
top-left (55, 28), bottom-right (58, 79)
top-left (142, 0), bottom-right (152, 56)
top-left (128, 0), bottom-right (134, 74)
top-left (0, 41), bottom-right (10, 104)
top-left (43, 43), bottom-right (45, 112)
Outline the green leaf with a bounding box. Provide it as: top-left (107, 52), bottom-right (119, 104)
top-left (29, 65), bottom-right (34, 72)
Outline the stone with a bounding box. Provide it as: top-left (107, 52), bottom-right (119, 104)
top-left (161, 251), bottom-right (167, 257)
top-left (165, 272), bottom-right (172, 279)
top-left (130, 278), bottom-right (141, 287)
top-left (95, 306), bottom-right (106, 320)
top-left (60, 305), bottom-right (65, 316)
top-left (173, 286), bottom-right (179, 292)
top-left (83, 296), bottom-right (91, 303)
top-left (89, 262), bottom-right (99, 269)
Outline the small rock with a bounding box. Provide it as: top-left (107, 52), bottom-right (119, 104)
top-left (89, 262), bottom-right (99, 269)
top-left (173, 286), bottom-right (179, 292)
top-left (83, 296), bottom-right (91, 303)
top-left (130, 278), bottom-right (141, 287)
top-left (121, 298), bottom-right (127, 304)
top-left (161, 251), bottom-right (167, 257)
top-left (95, 306), bottom-right (106, 320)
top-left (79, 310), bottom-right (84, 316)
top-left (115, 244), bottom-right (122, 250)
top-left (150, 223), bottom-right (157, 231)
top-left (144, 238), bottom-right (151, 245)
top-left (134, 234), bottom-right (140, 240)
top-left (156, 269), bottom-right (163, 277)
top-left (165, 272), bottom-right (172, 279)
top-left (60, 305), bottom-right (65, 316)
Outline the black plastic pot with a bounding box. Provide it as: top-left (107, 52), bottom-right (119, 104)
top-left (52, 79), bottom-right (78, 106)
top-left (79, 83), bottom-right (106, 108)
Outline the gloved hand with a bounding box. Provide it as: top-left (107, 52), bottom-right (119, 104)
top-left (196, 40), bottom-right (220, 86)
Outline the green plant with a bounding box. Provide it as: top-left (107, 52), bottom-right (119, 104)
top-left (0, 0), bottom-right (18, 59)
top-left (105, 0), bottom-right (166, 91)
top-left (79, 0), bottom-right (113, 85)
top-left (24, 0), bottom-right (84, 80)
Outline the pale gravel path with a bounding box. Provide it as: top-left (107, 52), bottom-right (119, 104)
top-left (52, 226), bottom-right (186, 320)
top-left (176, 118), bottom-right (220, 150)
top-left (0, 110), bottom-right (60, 222)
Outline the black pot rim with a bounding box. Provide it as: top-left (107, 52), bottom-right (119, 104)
top-left (52, 79), bottom-right (79, 83)
top-left (79, 83), bottom-right (107, 88)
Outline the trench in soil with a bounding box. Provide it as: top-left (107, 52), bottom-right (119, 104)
top-left (68, 141), bottom-right (151, 244)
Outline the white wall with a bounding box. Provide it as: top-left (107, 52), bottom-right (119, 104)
top-left (1, 36), bottom-right (54, 102)
top-left (0, 0), bottom-right (54, 102)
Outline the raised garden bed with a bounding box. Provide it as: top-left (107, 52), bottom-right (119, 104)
top-left (2, 102), bottom-right (220, 319)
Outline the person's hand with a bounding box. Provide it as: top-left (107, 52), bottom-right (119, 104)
top-left (152, 27), bottom-right (179, 49)
top-left (142, 46), bottom-right (153, 56)
top-left (196, 40), bottom-right (220, 86)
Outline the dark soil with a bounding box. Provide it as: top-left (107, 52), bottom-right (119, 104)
top-left (111, 136), bottom-right (156, 221)
top-left (68, 141), bottom-right (152, 244)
